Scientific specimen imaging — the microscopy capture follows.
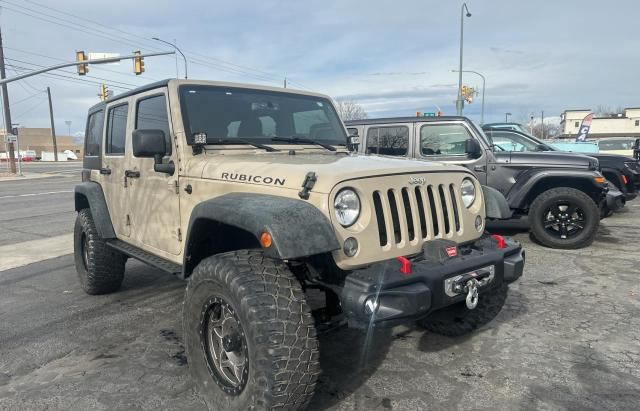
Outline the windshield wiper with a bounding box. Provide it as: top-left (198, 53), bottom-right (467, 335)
top-left (271, 136), bottom-right (337, 151)
top-left (207, 138), bottom-right (280, 152)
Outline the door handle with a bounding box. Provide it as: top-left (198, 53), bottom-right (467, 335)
top-left (99, 167), bottom-right (111, 175)
top-left (474, 165), bottom-right (486, 172)
top-left (125, 170), bottom-right (140, 178)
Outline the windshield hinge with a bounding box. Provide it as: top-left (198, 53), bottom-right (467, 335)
top-left (177, 228), bottom-right (182, 242)
top-left (298, 172), bottom-right (317, 200)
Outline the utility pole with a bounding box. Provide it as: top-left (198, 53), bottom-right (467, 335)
top-left (283, 77), bottom-right (287, 88)
top-left (47, 87), bottom-right (58, 162)
top-left (541, 110), bottom-right (545, 139)
top-left (0, 25), bottom-right (16, 173)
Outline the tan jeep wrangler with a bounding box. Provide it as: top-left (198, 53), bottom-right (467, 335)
top-left (74, 79), bottom-right (524, 410)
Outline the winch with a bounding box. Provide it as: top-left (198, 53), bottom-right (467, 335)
top-left (443, 266), bottom-right (495, 309)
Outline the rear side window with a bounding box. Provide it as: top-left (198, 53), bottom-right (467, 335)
top-left (365, 126), bottom-right (409, 156)
top-left (85, 110), bottom-right (104, 156)
top-left (136, 95), bottom-right (171, 155)
top-left (420, 124), bottom-right (472, 156)
top-left (106, 104), bottom-right (128, 155)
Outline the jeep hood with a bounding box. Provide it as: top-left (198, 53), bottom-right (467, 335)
top-left (195, 152), bottom-right (470, 193)
top-left (494, 151), bottom-right (595, 168)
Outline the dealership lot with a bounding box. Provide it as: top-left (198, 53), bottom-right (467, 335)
top-left (0, 171), bottom-right (639, 410)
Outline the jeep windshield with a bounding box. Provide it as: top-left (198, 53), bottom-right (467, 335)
top-left (179, 85), bottom-right (348, 148)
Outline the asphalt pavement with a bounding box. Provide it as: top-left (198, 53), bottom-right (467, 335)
top-left (0, 166), bottom-right (639, 410)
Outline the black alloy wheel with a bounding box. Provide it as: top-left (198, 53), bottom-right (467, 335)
top-left (542, 201), bottom-right (586, 239)
top-left (200, 296), bottom-right (249, 395)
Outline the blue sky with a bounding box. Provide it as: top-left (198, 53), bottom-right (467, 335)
top-left (1, 0), bottom-right (638, 136)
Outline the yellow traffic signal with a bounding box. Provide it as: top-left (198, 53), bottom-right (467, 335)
top-left (461, 85), bottom-right (475, 104)
top-left (133, 51), bottom-right (145, 75)
top-left (76, 50), bottom-right (88, 75)
top-left (99, 83), bottom-right (109, 101)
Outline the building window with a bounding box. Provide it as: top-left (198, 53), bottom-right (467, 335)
top-left (635, 120), bottom-right (639, 127)
top-left (574, 121), bottom-right (580, 127)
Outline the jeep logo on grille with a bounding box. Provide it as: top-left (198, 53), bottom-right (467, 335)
top-left (408, 176), bottom-right (426, 186)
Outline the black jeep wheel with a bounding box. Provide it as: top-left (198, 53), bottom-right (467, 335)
top-left (73, 208), bottom-right (126, 295)
top-left (529, 187), bottom-right (599, 249)
top-left (417, 285), bottom-right (508, 337)
top-left (183, 250), bottom-right (319, 411)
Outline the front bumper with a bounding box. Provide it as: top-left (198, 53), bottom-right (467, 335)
top-left (341, 235), bottom-right (524, 328)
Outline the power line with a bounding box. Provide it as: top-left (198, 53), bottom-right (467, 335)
top-left (9, 89), bottom-right (45, 106)
top-left (7, 63), bottom-right (132, 90)
top-left (12, 97), bottom-right (45, 119)
top-left (4, 0), bottom-right (310, 89)
top-left (3, 45), bottom-right (161, 82)
top-left (5, 57), bottom-right (139, 87)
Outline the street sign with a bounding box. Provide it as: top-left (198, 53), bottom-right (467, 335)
top-left (423, 112), bottom-right (435, 117)
top-left (5, 134), bottom-right (17, 143)
top-left (88, 52), bottom-right (121, 64)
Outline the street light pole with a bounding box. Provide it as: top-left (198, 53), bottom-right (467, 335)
top-left (152, 37), bottom-right (188, 79)
top-left (456, 3), bottom-right (472, 116)
top-left (505, 112), bottom-right (512, 123)
top-left (451, 69), bottom-right (485, 124)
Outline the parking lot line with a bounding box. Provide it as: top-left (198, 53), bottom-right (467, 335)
top-left (0, 234), bottom-right (73, 272)
top-left (0, 190), bottom-right (73, 199)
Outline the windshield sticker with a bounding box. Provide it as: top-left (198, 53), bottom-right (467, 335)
top-left (221, 172), bottom-right (286, 186)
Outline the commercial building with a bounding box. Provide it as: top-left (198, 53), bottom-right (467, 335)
top-left (559, 108), bottom-right (640, 139)
top-left (1, 127), bottom-right (82, 159)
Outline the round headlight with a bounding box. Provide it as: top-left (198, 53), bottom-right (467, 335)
top-left (334, 188), bottom-right (360, 227)
top-left (460, 178), bottom-right (476, 208)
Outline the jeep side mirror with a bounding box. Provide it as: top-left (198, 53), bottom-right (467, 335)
top-left (465, 138), bottom-right (482, 158)
top-left (347, 131), bottom-right (360, 152)
top-left (132, 129), bottom-right (175, 175)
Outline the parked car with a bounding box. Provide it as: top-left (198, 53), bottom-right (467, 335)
top-left (346, 116), bottom-right (608, 249)
top-left (74, 80), bottom-right (524, 410)
top-left (597, 137), bottom-right (637, 157)
top-left (481, 126), bottom-right (640, 206)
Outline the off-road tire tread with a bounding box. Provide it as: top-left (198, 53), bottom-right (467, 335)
top-left (529, 187), bottom-right (599, 249)
top-left (74, 208), bottom-right (125, 295)
top-left (184, 250), bottom-right (320, 410)
top-left (418, 285), bottom-right (508, 337)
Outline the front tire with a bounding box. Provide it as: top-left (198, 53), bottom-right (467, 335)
top-left (183, 250), bottom-right (319, 410)
top-left (417, 285), bottom-right (508, 337)
top-left (74, 208), bottom-right (126, 295)
top-left (529, 187), bottom-right (599, 249)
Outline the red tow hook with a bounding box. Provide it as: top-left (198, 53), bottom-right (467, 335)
top-left (396, 256), bottom-right (412, 275)
top-left (491, 234), bottom-right (506, 249)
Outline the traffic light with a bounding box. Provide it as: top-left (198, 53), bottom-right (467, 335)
top-left (99, 83), bottom-right (109, 101)
top-left (76, 50), bottom-right (88, 75)
top-left (133, 51), bottom-right (145, 75)
top-left (460, 85), bottom-right (475, 104)
top-left (416, 111), bottom-right (422, 117)
top-left (437, 111), bottom-right (443, 117)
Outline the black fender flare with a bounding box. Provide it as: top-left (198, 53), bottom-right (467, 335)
top-left (184, 192), bottom-right (340, 265)
top-left (74, 182), bottom-right (116, 239)
top-left (481, 185), bottom-right (512, 219)
top-left (505, 169), bottom-right (604, 209)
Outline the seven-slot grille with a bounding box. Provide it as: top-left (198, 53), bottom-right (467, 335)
top-left (372, 183), bottom-right (463, 248)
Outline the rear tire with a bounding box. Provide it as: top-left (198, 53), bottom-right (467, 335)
top-left (529, 187), bottom-right (599, 249)
top-left (73, 208), bottom-right (126, 295)
top-left (183, 250), bottom-right (319, 410)
top-left (417, 285), bottom-right (508, 337)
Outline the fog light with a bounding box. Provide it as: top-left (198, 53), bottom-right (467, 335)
top-left (364, 296), bottom-right (379, 315)
top-left (343, 237), bottom-right (358, 257)
top-left (475, 215), bottom-right (483, 231)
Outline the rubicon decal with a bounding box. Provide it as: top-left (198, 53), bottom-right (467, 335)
top-left (221, 172), bottom-right (286, 186)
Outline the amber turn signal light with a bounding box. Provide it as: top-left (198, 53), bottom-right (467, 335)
top-left (594, 176), bottom-right (605, 184)
top-left (260, 232), bottom-right (273, 248)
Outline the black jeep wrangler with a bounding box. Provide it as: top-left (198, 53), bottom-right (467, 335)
top-left (346, 116), bottom-right (608, 249)
top-left (481, 126), bottom-right (640, 213)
